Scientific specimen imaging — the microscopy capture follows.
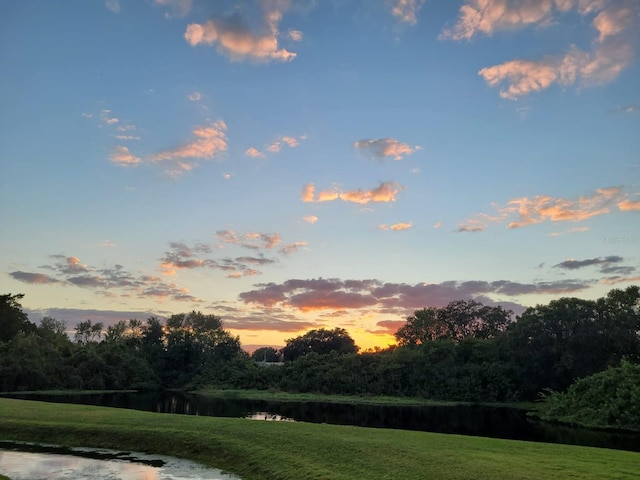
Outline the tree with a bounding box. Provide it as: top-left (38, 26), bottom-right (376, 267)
top-left (251, 346), bottom-right (280, 362)
top-left (395, 300), bottom-right (512, 346)
top-left (74, 320), bottom-right (104, 344)
top-left (281, 327), bottom-right (358, 361)
top-left (0, 293), bottom-right (36, 342)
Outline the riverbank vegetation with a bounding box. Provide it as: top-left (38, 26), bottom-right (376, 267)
top-left (1, 398), bottom-right (639, 480)
top-left (1, 287), bottom-right (639, 429)
top-left (532, 360), bottom-right (640, 431)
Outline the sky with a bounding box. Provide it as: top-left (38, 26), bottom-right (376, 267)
top-left (1, 0), bottom-right (639, 352)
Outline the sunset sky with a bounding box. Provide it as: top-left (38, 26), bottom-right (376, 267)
top-left (1, 0), bottom-right (639, 351)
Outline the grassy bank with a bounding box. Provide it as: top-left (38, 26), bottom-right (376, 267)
top-left (193, 388), bottom-right (536, 409)
top-left (1, 398), bottom-right (639, 480)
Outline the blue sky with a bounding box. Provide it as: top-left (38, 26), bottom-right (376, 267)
top-left (1, 0), bottom-right (639, 350)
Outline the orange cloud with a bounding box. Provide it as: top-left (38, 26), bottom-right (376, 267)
top-left (354, 138), bottom-right (419, 160)
top-left (618, 199), bottom-right (640, 211)
top-left (379, 222), bottom-right (413, 231)
top-left (150, 121), bottom-right (227, 177)
top-left (460, 186), bottom-right (631, 232)
top-left (301, 183), bottom-right (315, 202)
top-left (110, 146), bottom-right (141, 167)
top-left (184, 3), bottom-right (296, 63)
top-left (302, 181), bottom-right (404, 205)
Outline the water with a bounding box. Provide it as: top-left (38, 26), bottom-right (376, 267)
top-left (6, 391), bottom-right (640, 452)
top-left (0, 442), bottom-right (241, 480)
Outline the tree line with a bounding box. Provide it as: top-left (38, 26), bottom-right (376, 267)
top-left (1, 286), bottom-right (638, 404)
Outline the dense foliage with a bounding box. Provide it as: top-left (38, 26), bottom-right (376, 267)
top-left (1, 288), bottom-right (639, 413)
top-left (533, 360), bottom-right (640, 431)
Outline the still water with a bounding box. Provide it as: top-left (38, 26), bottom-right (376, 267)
top-left (7, 391), bottom-right (640, 452)
top-left (0, 442), bottom-right (241, 480)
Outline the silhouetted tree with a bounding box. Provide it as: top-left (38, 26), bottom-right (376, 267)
top-left (281, 327), bottom-right (358, 361)
top-left (0, 293), bottom-right (36, 342)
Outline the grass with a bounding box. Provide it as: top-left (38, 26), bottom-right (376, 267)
top-left (1, 398), bottom-right (639, 480)
top-left (193, 388), bottom-right (536, 409)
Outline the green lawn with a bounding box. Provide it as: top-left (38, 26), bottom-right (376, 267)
top-left (0, 398), bottom-right (638, 480)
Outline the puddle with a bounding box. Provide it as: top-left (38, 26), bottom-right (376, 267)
top-left (0, 441), bottom-right (241, 480)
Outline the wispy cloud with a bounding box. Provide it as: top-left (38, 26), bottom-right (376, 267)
top-left (184, 3), bottom-right (297, 62)
top-left (110, 145), bottom-right (142, 167)
top-left (303, 215), bottom-right (318, 224)
top-left (11, 255), bottom-right (199, 303)
top-left (302, 181), bottom-right (404, 205)
top-left (389, 0), bottom-right (425, 25)
top-left (154, 0), bottom-right (191, 17)
top-left (105, 0), bottom-right (120, 14)
top-left (187, 91), bottom-right (202, 102)
top-left (553, 255), bottom-right (623, 270)
top-left (354, 138), bottom-right (419, 160)
top-left (613, 104), bottom-right (640, 114)
top-left (379, 222), bottom-right (413, 231)
top-left (150, 120), bottom-right (228, 177)
top-left (10, 271), bottom-right (59, 284)
top-left (288, 29), bottom-right (303, 41)
top-left (459, 186), bottom-right (634, 232)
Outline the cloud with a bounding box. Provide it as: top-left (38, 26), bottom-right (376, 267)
top-left (460, 186), bottom-right (633, 231)
top-left (301, 183), bottom-right (315, 202)
top-left (473, 1), bottom-right (639, 98)
top-left (114, 135), bottom-right (141, 141)
top-left (187, 91), bottom-right (202, 102)
top-left (184, 3), bottom-right (297, 62)
top-left (12, 255), bottom-right (199, 303)
top-left (354, 138), bottom-right (419, 160)
top-left (618, 199), bottom-right (640, 211)
top-left (288, 29), bottom-right (303, 41)
top-left (302, 181), bottom-right (404, 204)
top-left (10, 271), bottom-right (59, 284)
top-left (303, 215), bottom-right (318, 224)
top-left (279, 241), bottom-right (307, 255)
top-left (154, 0), bottom-right (191, 17)
top-left (553, 255), bottom-right (623, 270)
top-left (267, 135), bottom-right (300, 153)
top-left (613, 104), bottom-right (640, 114)
top-left (379, 222), bottom-right (413, 231)
top-left (389, 0), bottom-right (425, 25)
top-left (150, 120), bottom-right (227, 177)
top-left (99, 240), bottom-right (117, 248)
top-left (105, 0), bottom-right (120, 14)
top-left (239, 277), bottom-right (592, 314)
top-left (110, 145), bottom-right (142, 167)
top-left (245, 147), bottom-right (265, 158)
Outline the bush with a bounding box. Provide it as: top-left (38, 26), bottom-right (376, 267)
top-left (533, 359), bottom-right (640, 431)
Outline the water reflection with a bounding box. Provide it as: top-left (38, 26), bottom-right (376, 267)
top-left (7, 391), bottom-right (640, 452)
top-left (0, 443), bottom-right (240, 480)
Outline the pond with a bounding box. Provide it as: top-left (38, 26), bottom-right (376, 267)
top-left (6, 391), bottom-right (640, 452)
top-left (0, 441), bottom-right (241, 480)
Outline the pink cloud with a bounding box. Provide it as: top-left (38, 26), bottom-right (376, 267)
top-left (245, 147), bottom-right (265, 158)
top-left (110, 146), bottom-right (142, 167)
top-left (303, 215), bottom-right (318, 224)
top-left (184, 4), bottom-right (296, 63)
top-left (302, 181), bottom-right (404, 205)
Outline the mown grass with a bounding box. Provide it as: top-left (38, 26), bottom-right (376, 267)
top-left (1, 398), bottom-right (638, 480)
